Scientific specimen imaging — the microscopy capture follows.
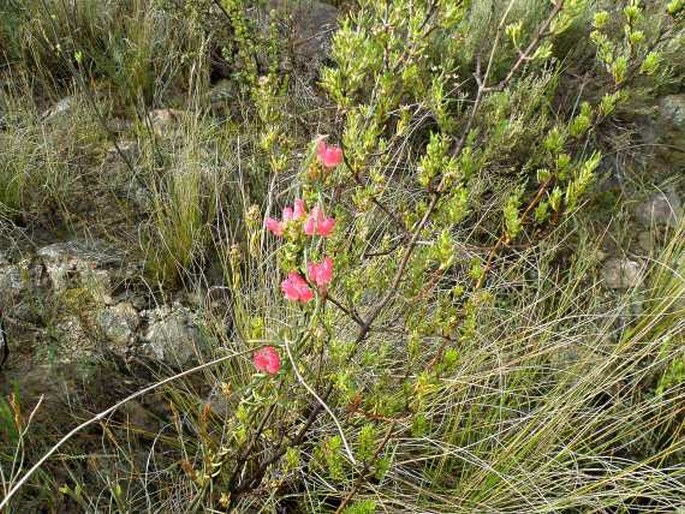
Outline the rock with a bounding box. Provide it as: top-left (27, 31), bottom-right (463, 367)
top-left (104, 140), bottom-right (138, 165)
top-left (637, 231), bottom-right (655, 253)
top-left (37, 241), bottom-right (119, 296)
top-left (285, 0), bottom-right (338, 61)
top-left (633, 188), bottom-right (683, 228)
top-left (209, 79), bottom-right (242, 118)
top-left (141, 304), bottom-right (201, 366)
top-left (205, 381), bottom-right (232, 418)
top-left (0, 263), bottom-right (25, 292)
top-left (209, 79), bottom-right (234, 104)
top-left (659, 94), bottom-right (685, 129)
top-left (53, 315), bottom-right (95, 363)
top-left (601, 258), bottom-right (643, 289)
top-left (633, 115), bottom-right (659, 147)
top-left (97, 302), bottom-right (140, 353)
top-left (37, 241), bottom-right (118, 267)
top-left (41, 96), bottom-right (73, 121)
top-left (263, 0), bottom-right (338, 82)
top-left (121, 399), bottom-right (159, 433)
top-left (613, 291), bottom-right (647, 336)
top-left (148, 109), bottom-right (185, 137)
top-left (106, 117), bottom-right (133, 135)
top-left (10, 365), bottom-right (76, 426)
top-left (0, 258), bottom-right (31, 303)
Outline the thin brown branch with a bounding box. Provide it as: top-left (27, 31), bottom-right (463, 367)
top-left (326, 294), bottom-right (365, 327)
top-left (334, 422), bottom-right (397, 514)
top-left (487, 0), bottom-right (566, 92)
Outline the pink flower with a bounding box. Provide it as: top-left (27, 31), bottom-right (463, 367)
top-left (253, 346), bottom-right (281, 374)
top-left (265, 217), bottom-right (284, 236)
top-left (317, 140), bottom-right (343, 168)
top-left (281, 272), bottom-right (314, 302)
top-left (293, 199), bottom-right (307, 220)
top-left (303, 207), bottom-right (336, 237)
top-left (265, 199), bottom-right (308, 237)
top-left (307, 257), bottom-right (334, 287)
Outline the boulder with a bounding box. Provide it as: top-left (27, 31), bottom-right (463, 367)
top-left (659, 94), bottom-right (685, 130)
top-left (148, 109), bottom-right (185, 137)
top-left (633, 188), bottom-right (683, 228)
top-left (36, 241), bottom-right (119, 298)
top-left (53, 315), bottom-right (95, 363)
top-left (41, 96), bottom-right (73, 121)
top-left (601, 258), bottom-right (643, 289)
top-left (637, 231), bottom-right (655, 253)
top-left (266, 0), bottom-right (339, 81)
top-left (284, 0), bottom-right (339, 62)
top-left (97, 302), bottom-right (141, 353)
top-left (0, 256), bottom-right (32, 304)
top-left (0, 263), bottom-right (26, 294)
top-left (141, 304), bottom-right (201, 366)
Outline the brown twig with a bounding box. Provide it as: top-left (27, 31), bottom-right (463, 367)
top-left (486, 0), bottom-right (566, 93)
top-left (343, 152), bottom-right (410, 239)
top-left (334, 422), bottom-right (397, 514)
top-left (326, 294), bottom-right (365, 327)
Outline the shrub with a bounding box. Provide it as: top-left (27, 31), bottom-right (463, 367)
top-left (123, 1), bottom-right (682, 511)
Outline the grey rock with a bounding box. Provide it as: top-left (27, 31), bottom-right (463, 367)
top-left (148, 109), bottom-right (185, 137)
top-left (633, 188), bottom-right (683, 228)
top-left (0, 259), bottom-right (31, 303)
top-left (37, 241), bottom-right (118, 296)
top-left (53, 315), bottom-right (95, 363)
top-left (601, 258), bottom-right (643, 289)
top-left (12, 365), bottom-right (76, 426)
top-left (205, 382), bottom-right (232, 418)
top-left (634, 115), bottom-right (659, 147)
top-left (285, 0), bottom-right (338, 61)
top-left (121, 399), bottom-right (159, 433)
top-left (660, 94), bottom-right (685, 129)
top-left (637, 231), bottom-right (655, 253)
top-left (41, 96), bottom-right (73, 121)
top-left (0, 263), bottom-right (25, 292)
top-left (104, 140), bottom-right (138, 165)
top-left (142, 304), bottom-right (200, 365)
top-left (613, 292), bottom-right (647, 336)
top-left (37, 241), bottom-right (119, 265)
top-left (106, 117), bottom-right (134, 134)
top-left (97, 302), bottom-right (140, 352)
top-left (263, 1), bottom-right (338, 81)
top-left (124, 181), bottom-right (152, 212)
top-left (209, 79), bottom-right (234, 104)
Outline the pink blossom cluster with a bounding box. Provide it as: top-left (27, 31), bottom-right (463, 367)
top-left (253, 141), bottom-right (343, 375)
top-left (281, 257), bottom-right (334, 302)
top-left (317, 140), bottom-right (343, 168)
top-left (307, 257), bottom-right (333, 287)
top-left (265, 199), bottom-right (307, 237)
top-left (265, 200), bottom-right (335, 238)
top-left (253, 346), bottom-right (281, 374)
top-left (263, 198), bottom-right (337, 303)
top-left (304, 207), bottom-right (335, 236)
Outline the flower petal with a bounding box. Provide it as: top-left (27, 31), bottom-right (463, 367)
top-left (254, 346), bottom-right (281, 374)
top-left (265, 217), bottom-right (284, 236)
